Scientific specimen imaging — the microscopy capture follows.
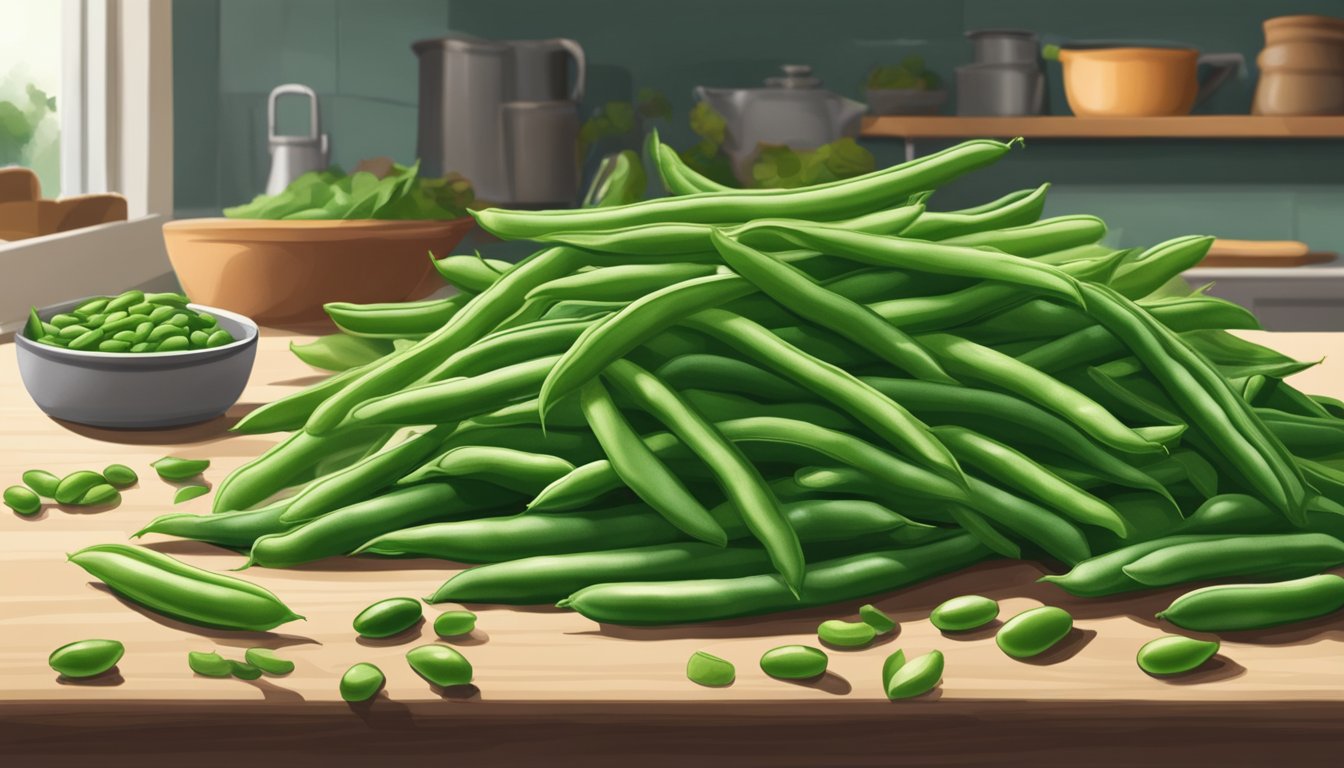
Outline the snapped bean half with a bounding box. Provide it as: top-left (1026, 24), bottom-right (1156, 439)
top-left (340, 663), bottom-right (385, 702)
top-left (406, 644), bottom-right (473, 687)
top-left (686, 651), bottom-right (736, 687)
top-left (353, 597), bottom-right (423, 638)
top-left (930, 595), bottom-right (1000, 632)
top-left (996, 606), bottom-right (1073, 659)
top-left (49, 639), bottom-right (124, 678)
top-left (759, 645), bottom-right (828, 679)
top-left (1136, 635), bottom-right (1220, 676)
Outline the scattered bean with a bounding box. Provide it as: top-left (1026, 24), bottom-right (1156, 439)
top-left (996, 606), bottom-right (1073, 658)
top-left (153, 456), bottom-right (210, 480)
top-left (817, 619), bottom-right (877, 647)
top-left (187, 651), bottom-right (232, 677)
top-left (759, 645), bottom-right (828, 679)
top-left (49, 639), bottom-right (124, 678)
top-left (885, 650), bottom-right (944, 700)
top-left (244, 648), bottom-right (295, 675)
top-left (173, 485), bottom-right (209, 504)
top-left (340, 663), bottom-right (385, 702)
top-left (102, 464), bottom-right (138, 488)
top-left (859, 604), bottom-right (896, 634)
top-left (686, 651), bottom-right (735, 687)
top-left (432, 610), bottom-right (477, 638)
top-left (4, 485), bottom-right (41, 515)
top-left (1136, 635), bottom-right (1220, 676)
top-left (406, 644), bottom-right (473, 687)
top-left (353, 597), bottom-right (423, 638)
top-left (931, 595), bottom-right (1000, 632)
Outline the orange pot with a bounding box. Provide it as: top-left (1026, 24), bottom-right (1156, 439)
top-left (162, 217), bottom-right (475, 325)
top-left (1264, 15), bottom-right (1344, 46)
top-left (1058, 47), bottom-right (1241, 117)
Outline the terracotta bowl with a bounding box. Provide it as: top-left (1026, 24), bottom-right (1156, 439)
top-left (162, 217), bottom-right (475, 325)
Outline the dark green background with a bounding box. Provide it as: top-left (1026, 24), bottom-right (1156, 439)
top-left (172, 0), bottom-right (1344, 253)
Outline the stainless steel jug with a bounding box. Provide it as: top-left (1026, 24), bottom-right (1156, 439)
top-left (265, 84), bottom-right (329, 195)
top-left (413, 35), bottom-right (586, 204)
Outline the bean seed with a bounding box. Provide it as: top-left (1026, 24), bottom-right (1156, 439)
top-left (148, 324), bottom-right (185, 342)
top-left (84, 313), bottom-right (108, 327)
top-left (58, 324), bottom-right (89, 339)
top-left (165, 314), bottom-right (191, 328)
top-left (49, 639), bottom-right (124, 678)
top-left (406, 644), bottom-right (473, 687)
top-left (931, 595), bottom-right (1000, 632)
top-left (817, 619), bottom-right (877, 647)
top-left (131, 342), bottom-right (155, 352)
top-left (858, 604), bottom-right (896, 633)
top-left (103, 310), bottom-right (129, 325)
top-left (353, 597), bottom-right (423, 638)
top-left (158, 336), bottom-right (190, 352)
top-left (686, 651), bottom-right (735, 686)
top-left (340, 663), bottom-right (385, 702)
top-left (50, 313), bottom-right (80, 328)
top-left (21, 469), bottom-right (61, 497)
top-left (127, 301), bottom-right (154, 315)
top-left (229, 660), bottom-right (263, 680)
top-left (4, 485), bottom-right (41, 515)
top-left (432, 610), bottom-right (476, 638)
top-left (76, 484), bottom-right (120, 506)
top-left (206, 329), bottom-right (233, 347)
top-left (54, 471), bottom-right (105, 504)
top-left (1136, 635), bottom-right (1220, 676)
top-left (759, 645), bottom-right (828, 679)
top-left (244, 648), bottom-right (295, 675)
top-left (996, 606), bottom-right (1073, 658)
top-left (69, 328), bottom-right (103, 350)
top-left (148, 305), bottom-right (176, 323)
top-left (174, 485), bottom-right (209, 504)
top-left (102, 464), bottom-right (138, 488)
top-left (112, 331), bottom-right (137, 342)
top-left (885, 650), bottom-right (944, 700)
top-left (105, 290), bottom-right (143, 312)
top-left (153, 456), bottom-right (210, 480)
top-left (188, 650), bottom-right (231, 677)
top-left (880, 649), bottom-right (906, 689)
top-left (190, 330), bottom-right (210, 347)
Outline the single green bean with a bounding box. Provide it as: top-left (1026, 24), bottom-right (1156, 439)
top-left (1136, 635), bottom-right (1220, 676)
top-left (352, 355), bottom-right (559, 428)
top-left (1039, 534), bottom-right (1241, 597)
top-left (686, 651), bottom-right (735, 686)
top-left (400, 445), bottom-right (575, 493)
top-left (353, 597), bottom-right (423, 638)
top-left (430, 253), bottom-right (512, 292)
top-left (939, 215), bottom-right (1105, 257)
top-left (885, 650), bottom-right (943, 699)
top-left (1122, 533), bottom-right (1344, 587)
top-left (134, 500), bottom-right (296, 549)
top-left (49, 639), bottom-right (124, 678)
top-left (1157, 574), bottom-right (1344, 631)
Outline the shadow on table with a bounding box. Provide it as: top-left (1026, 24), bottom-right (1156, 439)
top-left (85, 583), bottom-right (319, 648)
top-left (51, 404), bottom-right (260, 445)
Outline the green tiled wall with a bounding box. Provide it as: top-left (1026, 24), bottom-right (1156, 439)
top-left (173, 0), bottom-right (1344, 253)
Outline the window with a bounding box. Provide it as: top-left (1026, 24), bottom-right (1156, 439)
top-left (0, 0), bottom-right (62, 196)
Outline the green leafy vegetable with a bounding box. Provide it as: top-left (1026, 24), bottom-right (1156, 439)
top-left (223, 161), bottom-right (473, 221)
top-left (867, 55), bottom-right (943, 91)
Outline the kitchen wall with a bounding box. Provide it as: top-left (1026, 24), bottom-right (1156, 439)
top-left (173, 0), bottom-right (1344, 255)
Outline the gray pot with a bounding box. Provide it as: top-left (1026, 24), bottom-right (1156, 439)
top-left (865, 88), bottom-right (948, 115)
top-left (967, 29), bottom-right (1041, 65)
top-left (15, 300), bottom-right (259, 429)
top-left (956, 63), bottom-right (1047, 115)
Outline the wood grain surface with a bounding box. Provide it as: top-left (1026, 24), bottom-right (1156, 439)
top-left (3, 329), bottom-right (1343, 765)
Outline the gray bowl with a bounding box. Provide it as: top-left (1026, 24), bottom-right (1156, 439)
top-left (15, 299), bottom-right (259, 428)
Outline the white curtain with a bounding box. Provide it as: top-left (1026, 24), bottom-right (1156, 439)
top-left (61, 0), bottom-right (173, 218)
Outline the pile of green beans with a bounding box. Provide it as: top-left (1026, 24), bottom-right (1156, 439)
top-left (127, 135), bottom-right (1344, 630)
top-left (24, 291), bottom-right (234, 353)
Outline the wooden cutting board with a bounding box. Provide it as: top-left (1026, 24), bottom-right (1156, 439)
top-left (1203, 239), bottom-right (1338, 267)
top-left (3, 329), bottom-right (1344, 765)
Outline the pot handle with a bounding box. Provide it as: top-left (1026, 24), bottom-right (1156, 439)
top-left (1195, 53), bottom-right (1244, 106)
top-left (268, 83), bottom-right (320, 141)
top-left (555, 38), bottom-right (587, 103)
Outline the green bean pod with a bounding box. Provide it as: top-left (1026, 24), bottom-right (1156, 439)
top-left (939, 215), bottom-right (1106, 257)
top-left (213, 427), bottom-right (387, 513)
top-left (325, 297), bottom-right (465, 339)
top-left (68, 543), bottom-right (303, 630)
top-left (558, 534), bottom-right (990, 625)
top-left (134, 501), bottom-right (297, 548)
top-left (527, 263), bottom-right (717, 302)
top-left (1136, 635), bottom-right (1220, 676)
top-left (1157, 575), bottom-right (1344, 631)
top-left (1039, 534), bottom-right (1240, 597)
top-left (885, 650), bottom-right (944, 699)
top-left (290, 334), bottom-right (395, 372)
top-left (352, 356), bottom-right (559, 428)
top-left (400, 445), bottom-right (575, 492)
top-left (1121, 533), bottom-right (1344, 587)
top-left (1109, 236), bottom-right (1214, 299)
top-left (430, 254), bottom-right (512, 292)
top-left (232, 364), bottom-right (369, 434)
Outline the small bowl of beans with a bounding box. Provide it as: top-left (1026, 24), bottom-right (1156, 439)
top-left (14, 291), bottom-right (259, 428)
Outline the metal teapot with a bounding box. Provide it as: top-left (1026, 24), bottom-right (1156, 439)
top-left (694, 65), bottom-right (867, 183)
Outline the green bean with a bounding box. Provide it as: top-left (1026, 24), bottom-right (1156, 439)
top-left (1253, 378), bottom-right (1335, 420)
top-left (859, 604), bottom-right (897, 633)
top-left (918, 333), bottom-right (1161, 455)
top-left (1039, 534), bottom-right (1242, 597)
top-left (68, 543), bottom-right (302, 630)
top-left (96, 464), bottom-right (136, 489)
top-left (1136, 635), bottom-right (1220, 676)
top-left (1122, 533), bottom-right (1344, 587)
top-left (541, 298), bottom-right (630, 321)
top-left (686, 311), bottom-right (963, 484)
top-left (1174, 494), bottom-right (1287, 536)
top-left (579, 379), bottom-right (725, 545)
top-left (458, 396), bottom-right (588, 431)
top-left (49, 639), bottom-right (124, 678)
top-left (21, 469), bottom-right (61, 497)
top-left (173, 485), bottom-right (208, 504)
top-left (279, 426), bottom-right (453, 524)
top-left (657, 354), bottom-right (809, 401)
top-left (1157, 574), bottom-right (1344, 631)
top-left (996, 606), bottom-right (1072, 658)
top-left (290, 334), bottom-right (395, 372)
top-left (881, 649), bottom-right (907, 689)
top-left (400, 445), bottom-right (575, 492)
top-left (442, 423), bottom-right (604, 465)
top-left (713, 231), bottom-right (955, 383)
top-left (945, 505), bottom-right (1020, 558)
top-left (686, 651), bottom-right (735, 686)
top-left (353, 597), bottom-right (423, 638)
top-left (153, 456), bottom-right (210, 481)
top-left (188, 650), bottom-right (232, 677)
top-left (1084, 283), bottom-right (1306, 522)
top-left (77, 483), bottom-right (121, 506)
top-left (603, 360), bottom-right (803, 593)
top-left (558, 534), bottom-right (990, 625)
top-left (903, 183), bottom-right (1049, 240)
top-left (4, 485), bottom-right (41, 515)
top-left (681, 389), bottom-right (853, 432)
top-left (737, 220), bottom-right (1081, 303)
top-left (817, 619), bottom-right (876, 647)
top-left (306, 246), bottom-right (584, 434)
top-left (430, 542), bottom-right (777, 604)
top-left (885, 650), bottom-right (943, 699)
top-left (244, 648), bottom-right (294, 675)
top-left (1257, 409), bottom-right (1344, 456)
top-left (406, 644), bottom-right (473, 687)
top-left (247, 482), bottom-right (511, 568)
top-left (135, 501), bottom-right (296, 549)
top-left (475, 139), bottom-right (1018, 239)
top-left (527, 263), bottom-right (717, 302)
top-left (233, 364), bottom-right (370, 434)
top-left (214, 427), bottom-right (387, 513)
top-left (352, 356), bottom-right (558, 428)
top-left (54, 471), bottom-right (105, 505)
top-left (930, 595), bottom-right (999, 632)
top-left (933, 425), bottom-right (1128, 536)
top-left (940, 216), bottom-right (1106, 257)
top-left (430, 253), bottom-right (512, 293)
top-left (229, 660), bottom-right (263, 680)
top-left (424, 315), bottom-right (597, 383)
top-left (1110, 236), bottom-right (1214, 299)
top-left (433, 610), bottom-right (476, 637)
top-left (760, 645), bottom-right (828, 679)
top-left (539, 274), bottom-right (754, 418)
top-left (340, 662), bottom-right (385, 701)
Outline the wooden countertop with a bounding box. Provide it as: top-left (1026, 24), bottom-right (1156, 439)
top-left (3, 329), bottom-right (1343, 766)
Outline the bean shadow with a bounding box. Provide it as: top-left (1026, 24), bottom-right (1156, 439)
top-left (54, 668), bottom-right (124, 686)
top-left (775, 670), bottom-right (851, 696)
top-left (53, 498), bottom-right (123, 515)
top-left (430, 683), bottom-right (482, 701)
top-left (263, 556), bottom-right (462, 574)
top-left (54, 413), bottom-right (244, 445)
top-left (940, 619), bottom-right (1003, 641)
top-left (268, 374), bottom-right (332, 388)
top-left (242, 677), bottom-right (307, 702)
top-left (1146, 654), bottom-right (1247, 685)
top-left (820, 631), bottom-right (900, 653)
top-left (87, 582), bottom-right (318, 647)
top-left (1012, 628), bottom-right (1097, 666)
top-left (140, 539), bottom-right (243, 558)
top-left (345, 691), bottom-right (418, 727)
top-left (440, 629), bottom-right (489, 646)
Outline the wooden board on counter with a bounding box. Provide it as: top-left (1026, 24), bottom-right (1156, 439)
top-left (860, 115), bottom-right (1344, 140)
top-left (3, 330), bottom-right (1344, 765)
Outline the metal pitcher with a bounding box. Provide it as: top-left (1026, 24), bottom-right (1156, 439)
top-left (264, 84), bottom-right (329, 195)
top-left (413, 35), bottom-right (586, 204)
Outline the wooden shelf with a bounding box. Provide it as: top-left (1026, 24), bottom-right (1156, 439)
top-left (861, 115), bottom-right (1344, 140)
